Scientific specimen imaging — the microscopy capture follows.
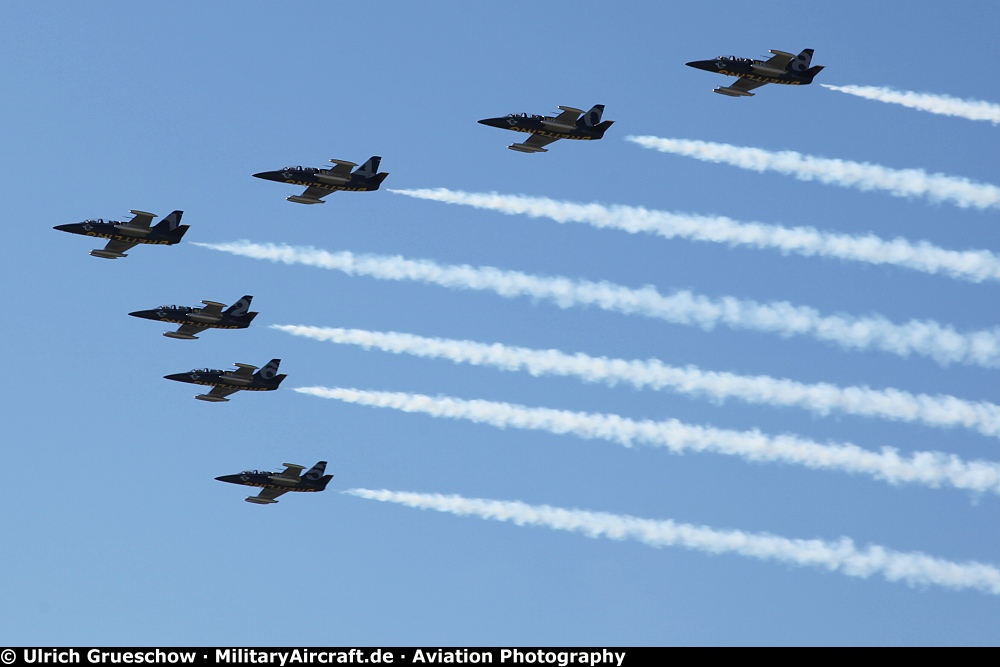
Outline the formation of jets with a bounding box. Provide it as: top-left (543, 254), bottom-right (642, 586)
top-left (55, 47), bottom-right (821, 504)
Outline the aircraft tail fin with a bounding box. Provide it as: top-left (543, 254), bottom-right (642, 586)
top-left (789, 49), bottom-right (815, 73)
top-left (255, 358), bottom-right (283, 382)
top-left (303, 461), bottom-right (329, 482)
top-left (153, 210), bottom-right (184, 232)
top-left (354, 156), bottom-right (382, 179)
top-left (577, 104), bottom-right (606, 128)
top-left (223, 295), bottom-right (256, 320)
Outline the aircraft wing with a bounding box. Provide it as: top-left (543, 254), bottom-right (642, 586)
top-left (299, 185), bottom-right (334, 201)
top-left (171, 323), bottom-right (207, 338)
top-left (550, 106), bottom-right (583, 126)
top-left (716, 77), bottom-right (768, 97)
top-left (125, 210), bottom-right (156, 229)
top-left (100, 238), bottom-right (138, 256)
top-left (202, 385), bottom-right (240, 401)
top-left (198, 301), bottom-right (226, 318)
top-left (326, 160), bottom-right (356, 180)
top-left (762, 50), bottom-right (795, 70)
top-left (276, 464), bottom-right (305, 481)
top-left (249, 487), bottom-right (288, 504)
top-left (510, 133), bottom-right (559, 153)
top-left (230, 364), bottom-right (257, 382)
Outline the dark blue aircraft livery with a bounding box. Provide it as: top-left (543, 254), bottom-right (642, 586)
top-left (253, 156), bottom-right (388, 204)
top-left (164, 358), bottom-right (286, 402)
top-left (129, 295), bottom-right (258, 340)
top-left (216, 461), bottom-right (333, 504)
top-left (54, 210), bottom-right (188, 259)
top-left (478, 104), bottom-right (614, 153)
top-left (686, 49), bottom-right (824, 97)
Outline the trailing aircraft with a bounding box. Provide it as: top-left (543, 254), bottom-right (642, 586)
top-left (478, 104), bottom-right (614, 153)
top-left (686, 49), bottom-right (824, 97)
top-left (129, 295), bottom-right (258, 340)
top-left (253, 156), bottom-right (388, 204)
top-left (216, 461), bottom-right (333, 504)
top-left (54, 210), bottom-right (188, 259)
top-left (164, 359), bottom-right (286, 402)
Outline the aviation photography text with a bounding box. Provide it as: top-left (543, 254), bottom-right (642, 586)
top-left (12, 649), bottom-right (629, 667)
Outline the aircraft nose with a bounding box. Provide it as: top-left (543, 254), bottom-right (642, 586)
top-left (685, 60), bottom-right (715, 72)
top-left (53, 223), bottom-right (74, 232)
top-left (478, 118), bottom-right (505, 129)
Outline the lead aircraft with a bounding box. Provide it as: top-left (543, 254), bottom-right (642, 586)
top-left (253, 156), bottom-right (388, 204)
top-left (129, 295), bottom-right (258, 340)
top-left (164, 358), bottom-right (286, 402)
top-left (54, 210), bottom-right (188, 259)
top-left (216, 461), bottom-right (333, 504)
top-left (686, 49), bottom-right (824, 97)
top-left (478, 104), bottom-right (614, 153)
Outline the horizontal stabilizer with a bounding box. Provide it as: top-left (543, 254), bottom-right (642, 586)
top-left (89, 249), bottom-right (126, 259)
top-left (195, 394), bottom-right (229, 402)
top-left (508, 143), bottom-right (547, 154)
top-left (286, 196), bottom-right (325, 205)
top-left (163, 332), bottom-right (198, 340)
top-left (714, 86), bottom-right (754, 97)
top-left (245, 496), bottom-right (278, 504)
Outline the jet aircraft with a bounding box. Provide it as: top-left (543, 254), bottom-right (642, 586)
top-left (216, 461), bottom-right (333, 504)
top-left (253, 156), bottom-right (388, 204)
top-left (164, 359), bottom-right (286, 402)
top-left (54, 210), bottom-right (188, 259)
top-left (686, 49), bottom-right (824, 97)
top-left (129, 295), bottom-right (258, 340)
top-left (478, 104), bottom-right (614, 153)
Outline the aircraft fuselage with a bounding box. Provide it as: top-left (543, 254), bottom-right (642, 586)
top-left (478, 116), bottom-right (612, 141)
top-left (252, 169), bottom-right (388, 193)
top-left (53, 221), bottom-right (188, 245)
top-left (214, 473), bottom-right (330, 493)
top-left (163, 371), bottom-right (284, 391)
top-left (129, 307), bottom-right (256, 330)
top-left (685, 58), bottom-right (821, 86)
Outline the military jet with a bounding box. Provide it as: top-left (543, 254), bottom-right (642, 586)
top-left (54, 210), bottom-right (188, 259)
top-left (253, 156), bottom-right (388, 204)
top-left (164, 358), bottom-right (286, 402)
top-left (216, 461), bottom-right (333, 504)
top-left (478, 104), bottom-right (614, 153)
top-left (129, 295), bottom-right (258, 340)
top-left (686, 49), bottom-right (824, 97)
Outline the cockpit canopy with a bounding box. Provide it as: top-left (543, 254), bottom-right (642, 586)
top-left (191, 368), bottom-right (224, 374)
top-left (158, 305), bottom-right (193, 312)
top-left (506, 113), bottom-right (544, 119)
top-left (282, 166), bottom-right (319, 172)
top-left (84, 219), bottom-right (107, 224)
top-left (241, 470), bottom-right (272, 475)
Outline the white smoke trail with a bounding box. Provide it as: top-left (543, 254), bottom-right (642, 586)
top-left (196, 241), bottom-right (1000, 368)
top-left (389, 187), bottom-right (1000, 284)
top-left (822, 84), bottom-right (1000, 125)
top-left (627, 135), bottom-right (1000, 210)
top-left (274, 324), bottom-right (1000, 439)
top-left (299, 386), bottom-right (1000, 495)
top-left (347, 488), bottom-right (1000, 595)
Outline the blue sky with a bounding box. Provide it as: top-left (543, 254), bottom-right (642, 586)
top-left (4, 1), bottom-right (1000, 646)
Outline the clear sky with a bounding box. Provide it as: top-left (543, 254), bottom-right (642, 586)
top-left (4, 0), bottom-right (1000, 646)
